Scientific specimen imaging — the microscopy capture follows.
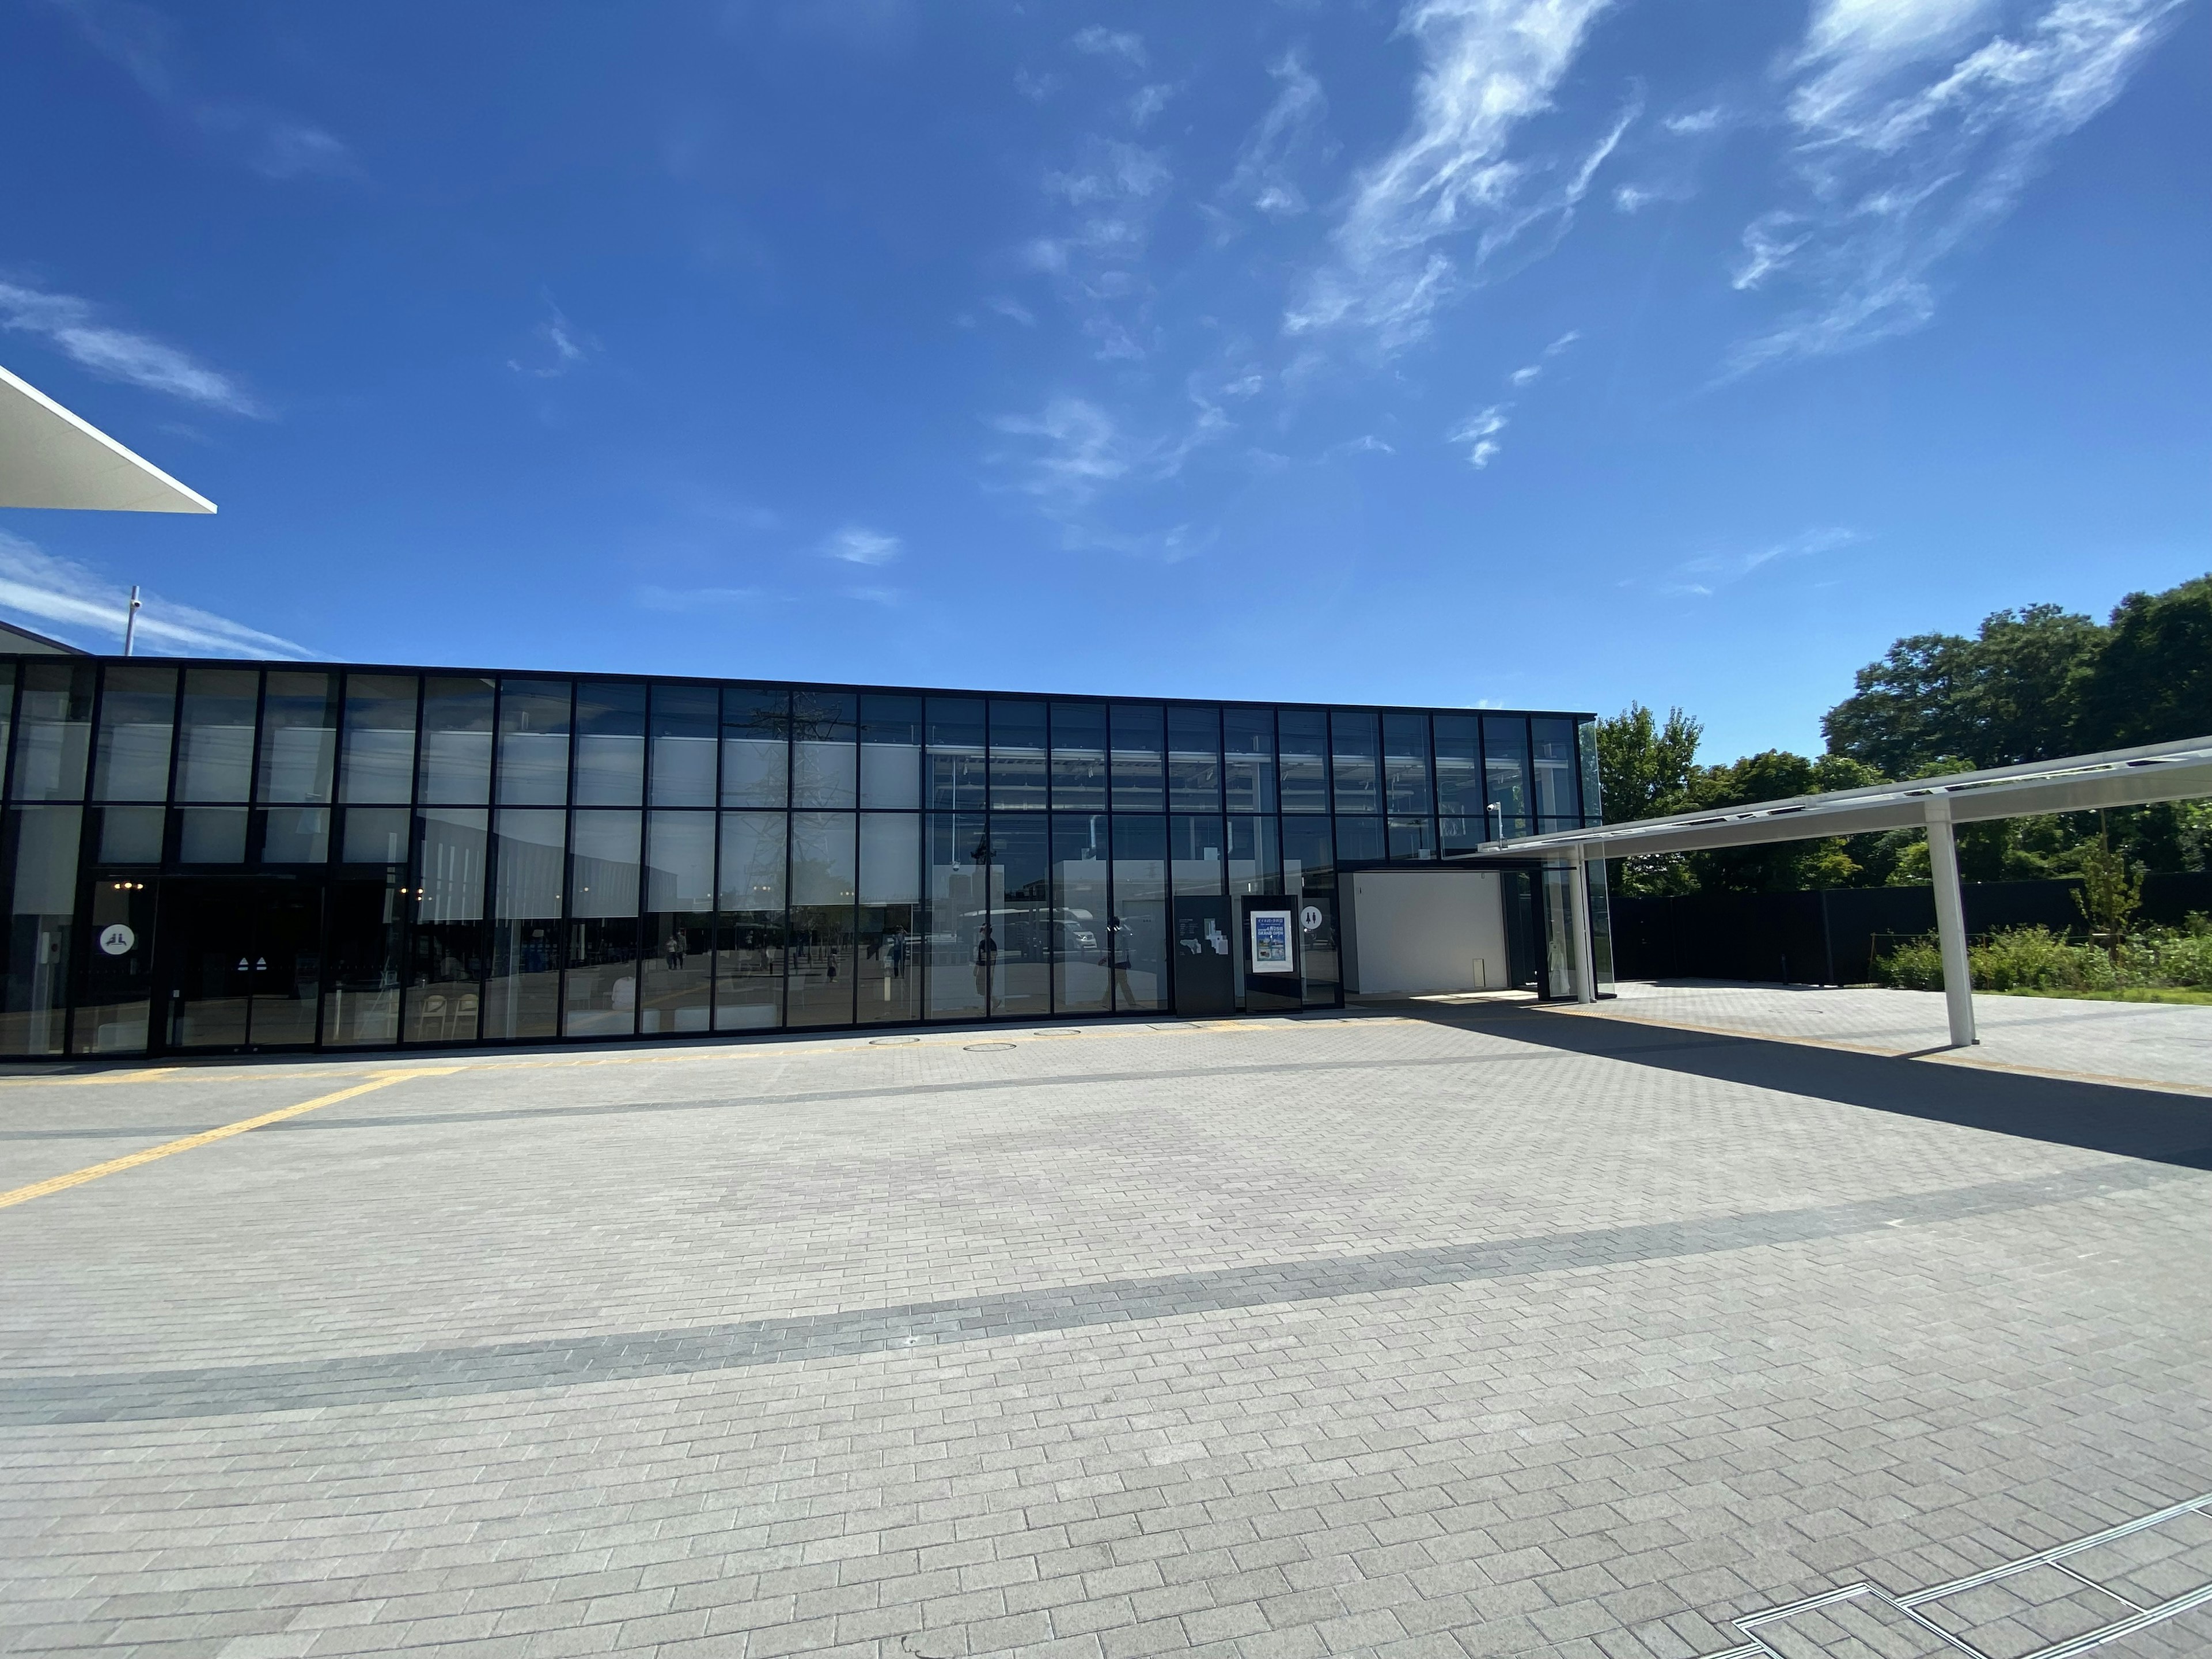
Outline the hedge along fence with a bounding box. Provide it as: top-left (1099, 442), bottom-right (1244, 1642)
top-left (1875, 920), bottom-right (2212, 995)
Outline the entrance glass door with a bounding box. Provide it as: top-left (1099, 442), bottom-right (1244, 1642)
top-left (158, 880), bottom-right (325, 1051)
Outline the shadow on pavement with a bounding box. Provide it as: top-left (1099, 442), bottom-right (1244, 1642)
top-left (1392, 1001), bottom-right (2212, 1170)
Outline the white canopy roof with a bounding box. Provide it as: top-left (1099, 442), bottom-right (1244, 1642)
top-left (0, 362), bottom-right (215, 514)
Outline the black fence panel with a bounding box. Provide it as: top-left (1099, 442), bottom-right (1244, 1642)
top-left (1613, 872), bottom-right (2212, 985)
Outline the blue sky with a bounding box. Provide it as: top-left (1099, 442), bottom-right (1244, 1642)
top-left (1, 0), bottom-right (2204, 760)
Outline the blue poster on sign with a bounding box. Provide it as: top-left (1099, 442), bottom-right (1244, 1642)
top-left (1249, 910), bottom-right (1293, 972)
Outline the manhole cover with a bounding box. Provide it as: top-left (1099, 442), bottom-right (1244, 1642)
top-left (964, 1042), bottom-right (1017, 1052)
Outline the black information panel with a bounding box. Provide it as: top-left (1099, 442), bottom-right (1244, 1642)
top-left (1238, 893), bottom-right (1302, 1012)
top-left (1171, 895), bottom-right (1236, 1017)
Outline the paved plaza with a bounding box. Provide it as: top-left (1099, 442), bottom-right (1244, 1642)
top-left (3, 999), bottom-right (2211, 1658)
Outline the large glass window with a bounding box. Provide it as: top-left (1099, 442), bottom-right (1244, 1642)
top-left (1387, 817), bottom-right (1434, 861)
top-left (1433, 715), bottom-right (1483, 851)
top-left (643, 810), bottom-right (714, 1034)
top-left (0, 665), bottom-right (14, 791)
top-left (721, 688), bottom-right (789, 808)
top-left (791, 691), bottom-right (857, 809)
top-left (1335, 815), bottom-right (1385, 865)
top-left (1330, 711), bottom-right (1380, 815)
top-left (857, 811), bottom-right (921, 1023)
top-left (1384, 714), bottom-right (1431, 815)
top-left (1227, 815), bottom-right (1279, 897)
top-left (74, 868), bottom-right (156, 1055)
top-left (1578, 718), bottom-right (1603, 830)
top-left (1278, 710), bottom-right (1328, 813)
top-left (487, 808), bottom-right (565, 1041)
top-left (1533, 716), bottom-right (1581, 829)
top-left (859, 695), bottom-right (921, 809)
top-left (648, 684), bottom-right (718, 808)
top-left (1109, 813), bottom-right (1167, 1012)
top-left (926, 811), bottom-right (988, 1019)
top-left (340, 675), bottom-right (418, 804)
top-left (1, 805), bottom-right (81, 1054)
top-left (92, 665), bottom-right (177, 801)
top-left (991, 814), bottom-right (1051, 1017)
top-left (1109, 704), bottom-right (1164, 812)
top-left (928, 698), bottom-right (985, 812)
top-left (715, 810), bottom-right (785, 1030)
top-left (988, 701), bottom-right (1047, 811)
top-left (1050, 702), bottom-right (1107, 811)
top-left (566, 810), bottom-right (641, 1036)
top-left (574, 683), bottom-right (646, 808)
top-left (787, 810), bottom-right (856, 1027)
top-left (1282, 815), bottom-right (1332, 895)
top-left (1483, 715), bottom-right (1532, 839)
top-left (9, 663), bottom-right (97, 804)
top-left (498, 679), bottom-right (571, 807)
top-left (1170, 815), bottom-right (1225, 896)
top-left (1167, 707), bottom-right (1221, 812)
top-left (418, 676), bottom-right (494, 805)
top-left (175, 669), bottom-right (257, 802)
top-left (409, 807), bottom-right (487, 1042)
top-left (324, 870), bottom-right (404, 1048)
top-left (1051, 813), bottom-right (1111, 1014)
top-left (1223, 708), bottom-right (1276, 813)
top-left (259, 672), bottom-right (339, 805)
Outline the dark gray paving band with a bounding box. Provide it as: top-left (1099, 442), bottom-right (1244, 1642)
top-left (0, 1043), bottom-right (1728, 1142)
top-left (0, 1161), bottom-right (2186, 1428)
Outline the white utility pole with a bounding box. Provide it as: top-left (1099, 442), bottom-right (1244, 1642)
top-left (1923, 796), bottom-right (1978, 1047)
top-left (122, 585), bottom-right (142, 657)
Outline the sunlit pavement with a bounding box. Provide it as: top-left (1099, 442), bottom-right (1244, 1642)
top-left (3, 1008), bottom-right (2210, 1657)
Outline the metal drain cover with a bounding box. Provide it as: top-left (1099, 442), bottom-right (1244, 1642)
top-left (964, 1041), bottom-right (1017, 1051)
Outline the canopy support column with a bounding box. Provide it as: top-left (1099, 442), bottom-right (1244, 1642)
top-left (1568, 846), bottom-right (1597, 1005)
top-left (1924, 798), bottom-right (1977, 1047)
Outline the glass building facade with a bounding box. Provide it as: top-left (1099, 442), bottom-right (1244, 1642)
top-left (0, 655), bottom-right (1599, 1058)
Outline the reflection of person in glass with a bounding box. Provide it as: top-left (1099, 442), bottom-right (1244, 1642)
top-left (1109, 912), bottom-right (1134, 1007)
top-left (664, 929), bottom-right (685, 970)
top-left (887, 928), bottom-right (908, 979)
top-left (974, 923), bottom-right (997, 1001)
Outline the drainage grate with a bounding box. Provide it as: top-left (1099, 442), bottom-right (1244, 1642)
top-left (1696, 1491), bottom-right (2212, 1658)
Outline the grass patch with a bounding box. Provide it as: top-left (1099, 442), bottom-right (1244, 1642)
top-left (1997, 985), bottom-right (2212, 1007)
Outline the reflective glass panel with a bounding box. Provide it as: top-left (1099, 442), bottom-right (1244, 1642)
top-left (988, 701), bottom-right (1047, 811)
top-left (1330, 711), bottom-right (1379, 815)
top-left (325, 871), bottom-right (404, 1048)
top-left (990, 814), bottom-right (1050, 1017)
top-left (648, 684), bottom-right (718, 807)
top-left (1223, 708), bottom-right (1275, 813)
top-left (1533, 716), bottom-right (1580, 828)
top-left (408, 808), bottom-right (487, 1044)
top-left (1278, 710), bottom-right (1327, 813)
top-left (343, 806), bottom-right (411, 865)
top-left (175, 669), bottom-right (257, 803)
top-left (178, 806), bottom-right (248, 863)
top-left (1169, 814), bottom-right (1225, 896)
top-left (859, 695), bottom-right (922, 809)
top-left (1433, 715), bottom-right (1482, 851)
top-left (1109, 704), bottom-right (1163, 812)
top-left (97, 805), bottom-right (164, 863)
top-left (1051, 813), bottom-right (1111, 1013)
top-left (642, 810), bottom-right (714, 1035)
top-left (487, 808), bottom-right (565, 1041)
top-left (418, 677), bottom-right (494, 805)
top-left (721, 687), bottom-right (789, 808)
top-left (574, 683), bottom-right (646, 807)
top-left (1383, 713), bottom-right (1431, 815)
top-left (927, 698), bottom-right (985, 812)
top-left (566, 810), bottom-right (641, 1036)
top-left (1050, 702), bottom-right (1107, 812)
top-left (259, 672), bottom-right (339, 804)
top-left (1227, 815), bottom-right (1279, 896)
top-left (926, 811), bottom-right (988, 1019)
top-left (1386, 817), bottom-right (1434, 861)
top-left (1, 805), bottom-right (82, 1054)
top-left (1108, 813), bottom-right (1167, 1011)
top-left (497, 679), bottom-right (571, 806)
top-left (92, 664), bottom-right (177, 801)
top-left (260, 808), bottom-right (330, 863)
top-left (0, 665), bottom-right (13, 790)
top-left (1335, 815), bottom-right (1384, 864)
top-left (791, 691), bottom-right (857, 809)
top-left (858, 811), bottom-right (921, 1023)
top-left (1167, 707), bottom-right (1221, 812)
top-left (9, 663), bottom-right (96, 804)
top-left (716, 811), bottom-right (786, 1030)
top-left (340, 675), bottom-right (418, 804)
top-left (1281, 815), bottom-right (1333, 893)
top-left (1483, 715), bottom-right (1532, 838)
top-left (74, 868), bottom-right (154, 1055)
top-left (1578, 718), bottom-right (1603, 828)
top-left (788, 810), bottom-right (857, 1027)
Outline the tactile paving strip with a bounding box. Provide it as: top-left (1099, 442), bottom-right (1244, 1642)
top-left (1697, 1491), bottom-right (2212, 1658)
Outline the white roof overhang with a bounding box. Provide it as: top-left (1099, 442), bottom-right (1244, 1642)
top-left (1456, 736), bottom-right (2212, 862)
top-left (0, 363), bottom-right (215, 514)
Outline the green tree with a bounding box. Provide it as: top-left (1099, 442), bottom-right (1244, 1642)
top-left (2073, 574), bottom-right (2212, 749)
top-left (1679, 750), bottom-right (1886, 893)
top-left (2074, 827), bottom-right (2145, 963)
top-left (1593, 703), bottom-right (1703, 897)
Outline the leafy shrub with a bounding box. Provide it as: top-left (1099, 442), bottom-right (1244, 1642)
top-left (1873, 918), bottom-right (2212, 993)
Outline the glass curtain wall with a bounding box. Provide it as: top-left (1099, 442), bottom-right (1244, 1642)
top-left (0, 652), bottom-right (1600, 1055)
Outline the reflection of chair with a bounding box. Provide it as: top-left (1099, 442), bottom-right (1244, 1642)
top-left (456, 994), bottom-right (479, 1035)
top-left (419, 994), bottom-right (448, 1039)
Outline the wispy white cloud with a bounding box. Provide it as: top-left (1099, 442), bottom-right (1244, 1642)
top-left (990, 393), bottom-right (1230, 548)
top-left (1657, 526), bottom-right (1864, 596)
top-left (1014, 67), bottom-right (1063, 103)
top-left (0, 532), bottom-right (309, 656)
top-left (0, 279), bottom-right (261, 415)
top-left (1726, 0), bottom-right (2183, 372)
top-left (1449, 405), bottom-right (1509, 468)
top-left (46, 0), bottom-right (359, 181)
top-left (506, 297), bottom-right (599, 380)
top-left (1070, 25), bottom-right (1146, 70)
top-left (1219, 50), bottom-right (1330, 221)
top-left (1022, 137), bottom-right (1175, 362)
top-left (1286, 0), bottom-right (1623, 348)
top-left (1327, 433), bottom-right (1397, 458)
top-left (1127, 83), bottom-right (1175, 128)
top-left (1505, 328), bottom-right (1580, 386)
top-left (1662, 105), bottom-right (1725, 135)
top-left (821, 526), bottom-right (902, 566)
top-left (984, 295), bottom-right (1037, 327)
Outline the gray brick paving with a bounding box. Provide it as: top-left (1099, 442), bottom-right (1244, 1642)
top-left (3, 1010), bottom-right (2211, 1658)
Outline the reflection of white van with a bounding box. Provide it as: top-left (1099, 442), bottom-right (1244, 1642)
top-left (953, 907), bottom-right (1101, 958)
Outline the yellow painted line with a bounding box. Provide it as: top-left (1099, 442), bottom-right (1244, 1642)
top-left (0, 1069), bottom-right (458, 1212)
